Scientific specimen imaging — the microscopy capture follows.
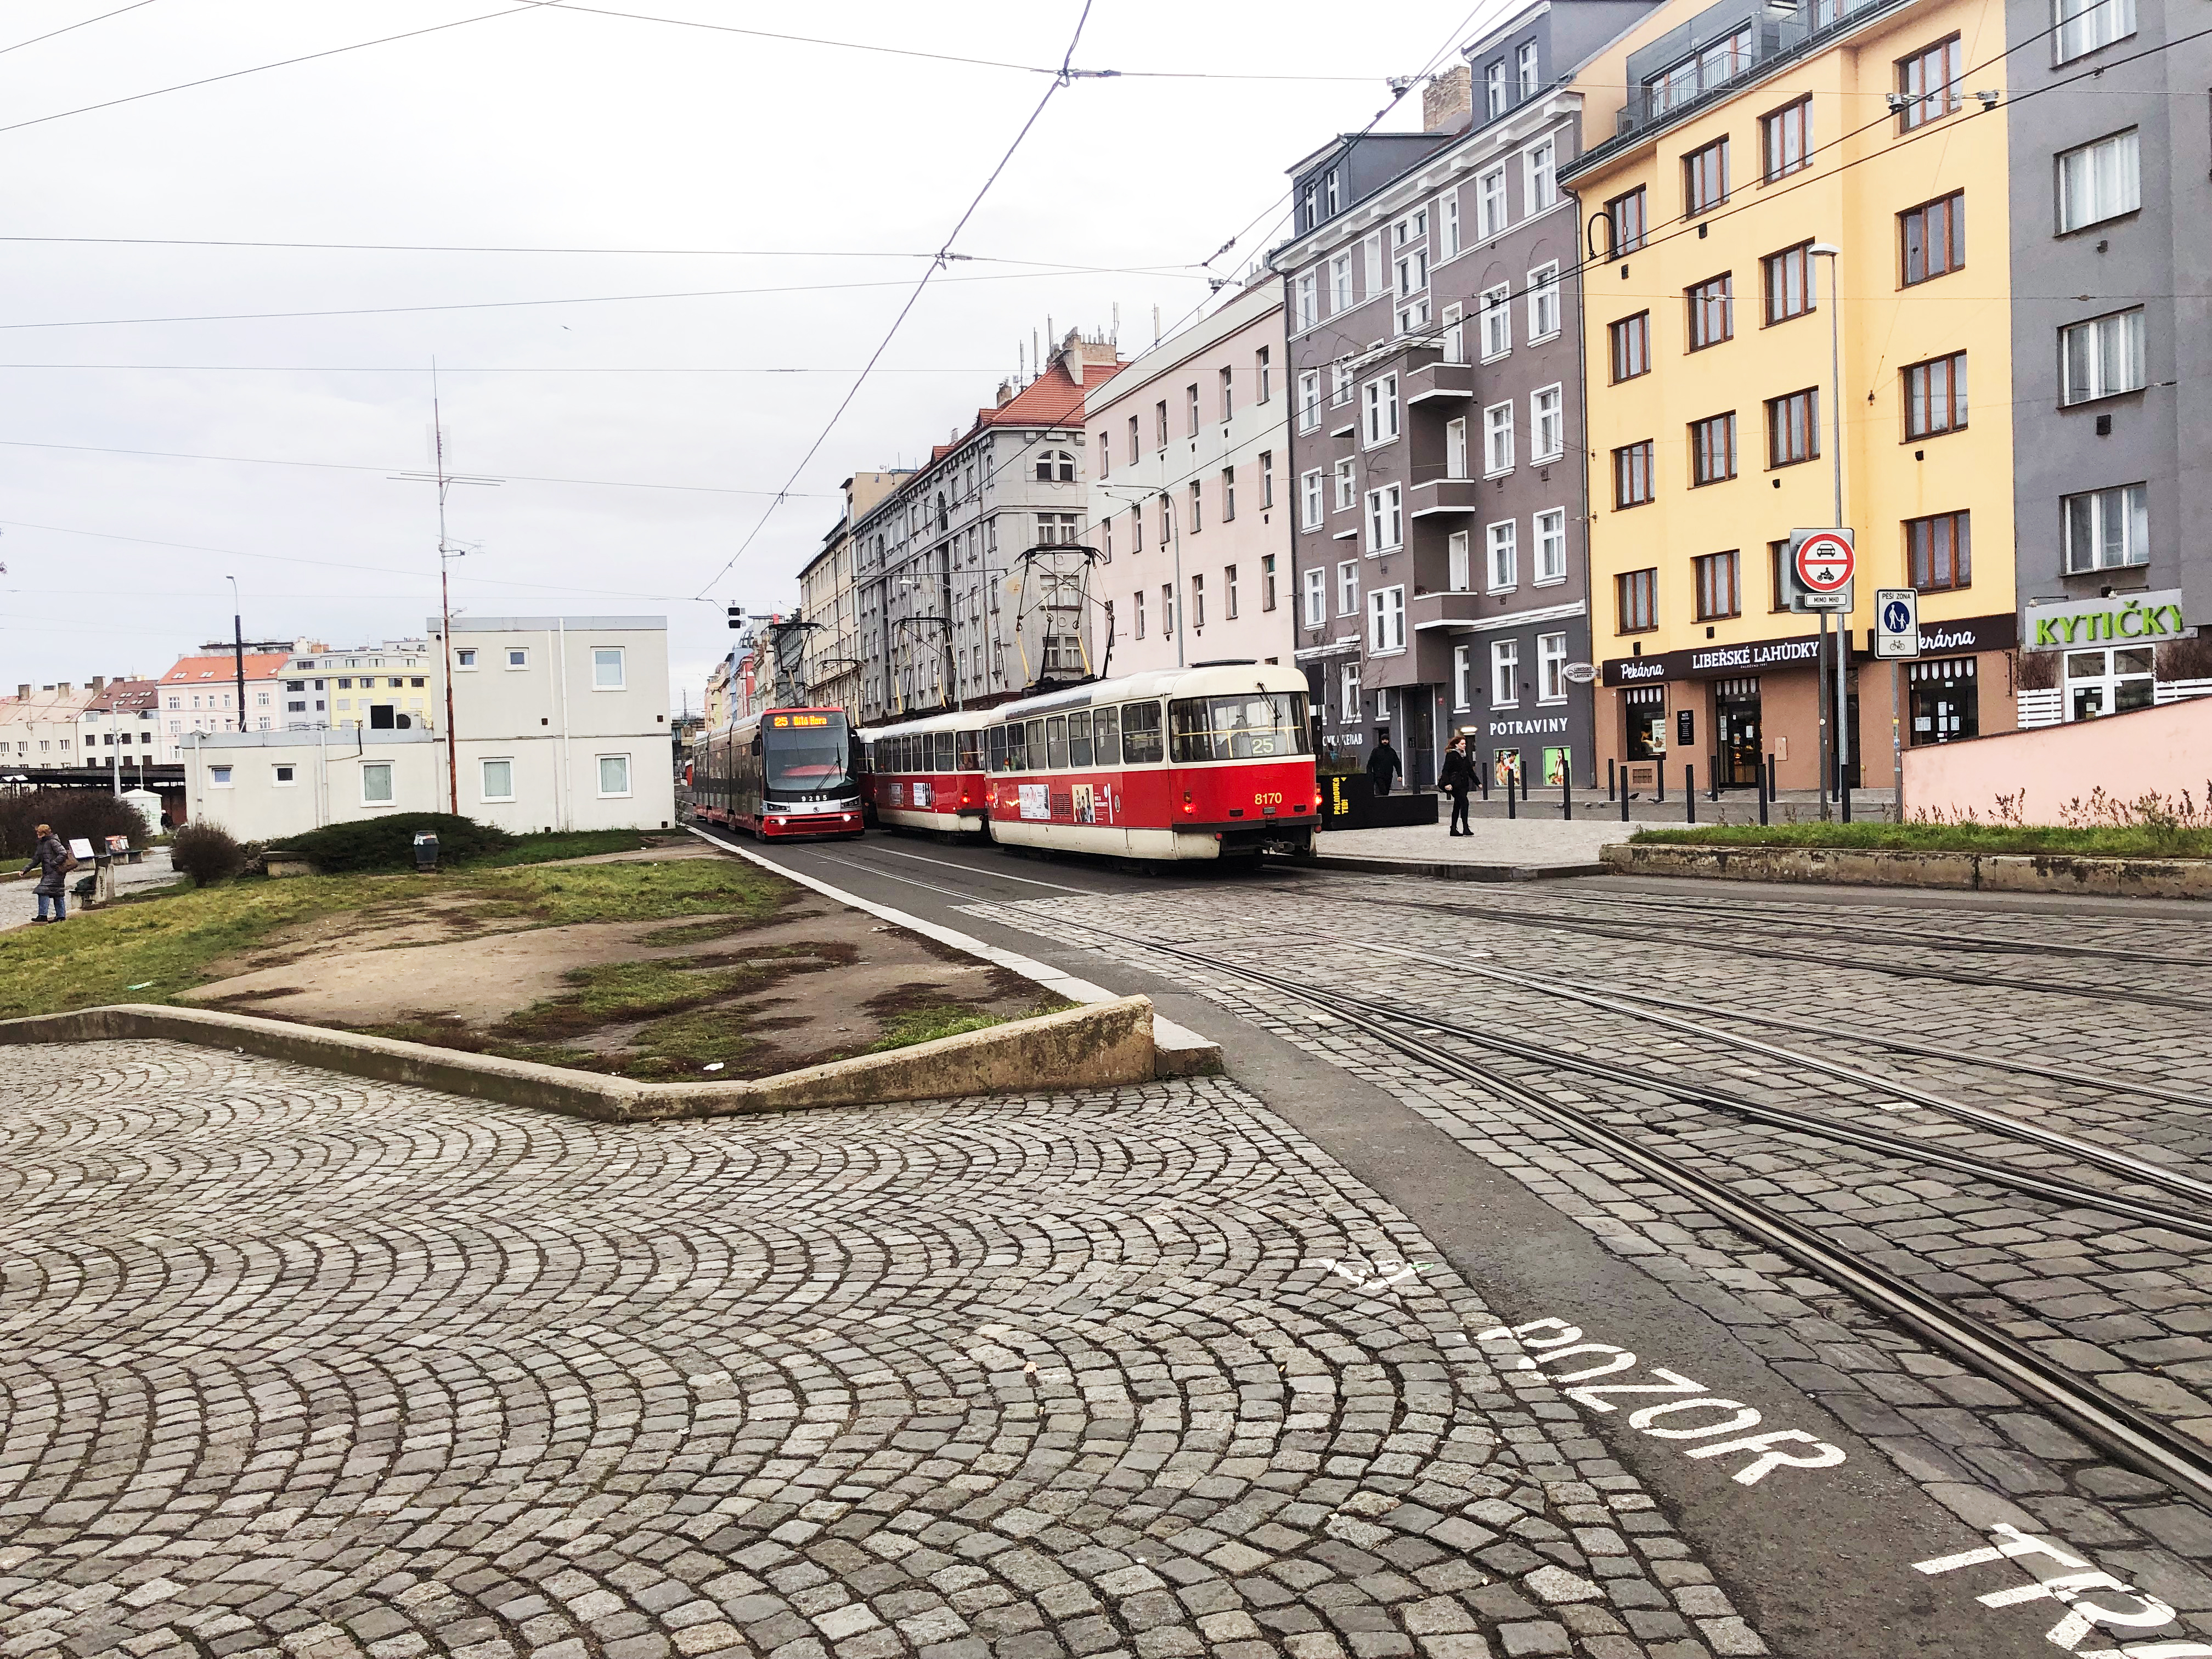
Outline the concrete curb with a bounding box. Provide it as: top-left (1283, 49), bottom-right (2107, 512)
top-left (0, 997), bottom-right (1159, 1122)
top-left (1602, 841), bottom-right (2212, 899)
top-left (690, 826), bottom-right (1224, 1076)
top-left (1294, 853), bottom-right (1611, 882)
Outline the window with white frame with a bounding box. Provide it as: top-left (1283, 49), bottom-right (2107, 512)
top-left (272, 764), bottom-right (296, 786)
top-left (1480, 285), bottom-right (1511, 360)
top-left (2062, 307), bottom-right (2147, 403)
top-left (597, 753), bottom-right (632, 797)
top-left (1362, 233), bottom-right (1383, 295)
top-left (1486, 520), bottom-right (1518, 591)
top-left (1491, 638), bottom-right (1520, 706)
top-left (2062, 482), bottom-right (2149, 571)
top-left (1534, 508), bottom-right (1567, 584)
top-left (591, 647), bottom-right (624, 689)
top-left (1331, 255), bottom-right (1352, 311)
top-left (1363, 374), bottom-right (1400, 445)
top-left (362, 761), bottom-right (394, 804)
top-left (1302, 567), bottom-right (1326, 625)
top-left (1301, 468), bottom-right (1325, 528)
top-left (1531, 385), bottom-right (1564, 460)
top-left (1298, 370), bottom-right (1322, 431)
top-left (1454, 644), bottom-right (1476, 709)
top-left (1366, 484), bottom-right (1404, 551)
top-left (1523, 139), bottom-right (1557, 212)
top-left (481, 758), bottom-right (515, 801)
top-left (1341, 663), bottom-right (1361, 724)
top-left (1446, 416), bottom-right (1469, 480)
top-left (1485, 59), bottom-right (1506, 118)
top-left (1527, 263), bottom-right (1561, 339)
top-left (456, 648), bottom-right (477, 668)
top-left (1442, 196), bottom-right (1462, 257)
top-left (1518, 41), bottom-right (1541, 97)
top-left (1395, 240), bottom-right (1428, 303)
top-left (1477, 168), bottom-right (1508, 239)
top-left (2056, 0), bottom-right (2133, 61)
top-left (1338, 561), bottom-right (1359, 616)
top-left (1135, 586), bottom-right (1147, 638)
top-left (1484, 402), bottom-right (1515, 474)
top-left (1537, 633), bottom-right (1569, 702)
top-left (1295, 271), bottom-right (1318, 330)
top-left (1442, 302), bottom-right (1465, 363)
top-left (1331, 359), bottom-right (1353, 407)
top-left (209, 763), bottom-right (234, 788)
top-left (1334, 456), bottom-right (1357, 510)
top-left (1368, 585), bottom-right (1407, 653)
top-left (505, 647), bottom-right (528, 669)
top-left (1448, 531), bottom-right (1472, 591)
top-left (2058, 130), bottom-right (2140, 231)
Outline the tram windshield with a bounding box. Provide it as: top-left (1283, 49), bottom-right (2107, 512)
top-left (763, 711), bottom-right (854, 796)
top-left (1167, 692), bottom-right (1312, 763)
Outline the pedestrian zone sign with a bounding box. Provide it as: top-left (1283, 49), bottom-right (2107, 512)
top-left (1874, 588), bottom-right (1921, 659)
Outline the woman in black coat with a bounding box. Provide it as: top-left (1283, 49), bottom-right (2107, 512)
top-left (1437, 738), bottom-right (1475, 836)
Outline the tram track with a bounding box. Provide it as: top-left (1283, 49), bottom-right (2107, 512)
top-left (1031, 923), bottom-right (2212, 1510)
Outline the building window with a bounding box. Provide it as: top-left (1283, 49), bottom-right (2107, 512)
top-left (1486, 59), bottom-right (1506, 119)
top-left (2062, 308), bottom-right (2147, 403)
top-left (1448, 530), bottom-right (1472, 591)
top-left (1363, 374), bottom-right (1400, 445)
top-left (1301, 469), bottom-right (1324, 529)
top-left (1036, 449), bottom-right (1076, 482)
top-left (1480, 285), bottom-right (1512, 359)
top-left (1331, 359), bottom-right (1353, 407)
top-left (209, 764), bottom-right (234, 788)
top-left (1535, 509), bottom-right (1567, 583)
top-left (1897, 35), bottom-right (1962, 131)
top-left (1610, 312), bottom-right (1650, 381)
top-left (1259, 450), bottom-right (1274, 507)
top-left (1338, 561), bottom-right (1359, 616)
top-left (1335, 456), bottom-right (1358, 507)
top-left (1646, 23), bottom-right (1751, 115)
top-left (1220, 466), bottom-right (1236, 522)
top-left (1366, 485), bottom-right (1404, 551)
top-left (1368, 585), bottom-right (1407, 653)
top-left (1477, 167), bottom-right (1508, 239)
top-left (1262, 554), bottom-right (1278, 611)
top-left (2056, 0), bottom-right (2134, 63)
top-left (362, 762), bottom-right (394, 804)
top-left (1907, 511), bottom-right (1972, 590)
top-left (1527, 263), bottom-right (1560, 339)
top-left (1297, 371), bottom-right (1321, 433)
top-left (1763, 242), bottom-right (1814, 324)
top-left (1686, 273), bottom-right (1734, 349)
top-left (1190, 573), bottom-right (1206, 629)
top-left (1225, 566), bottom-right (1239, 620)
top-left (2062, 483), bottom-right (2149, 572)
top-left (1188, 480), bottom-right (1203, 534)
top-left (455, 648), bottom-right (477, 668)
top-left (1217, 365), bottom-right (1235, 422)
top-left (591, 647), bottom-right (625, 689)
top-left (1255, 347), bottom-right (1272, 403)
top-left (1491, 638), bottom-right (1520, 706)
top-left (1524, 139), bottom-right (1557, 212)
top-left (1133, 588), bottom-right (1147, 640)
top-left (1694, 550), bottom-right (1742, 619)
top-left (1531, 386), bottom-right (1564, 461)
top-left (1901, 190), bottom-right (1966, 283)
top-left (1486, 520), bottom-right (1518, 591)
top-left (1483, 402), bottom-right (1514, 474)
top-left (1762, 96), bottom-right (1812, 180)
top-left (1684, 138), bottom-right (1729, 217)
top-left (1442, 196), bottom-right (1462, 257)
top-left (1617, 568), bottom-right (1658, 633)
top-left (271, 764), bottom-right (295, 785)
top-left (1537, 633), bottom-right (1568, 703)
top-left (1606, 187), bottom-right (1646, 256)
top-left (1341, 664), bottom-right (1361, 724)
top-left (1295, 272), bottom-right (1318, 331)
top-left (1453, 644), bottom-right (1475, 710)
top-left (1690, 412), bottom-right (1738, 484)
top-left (1302, 567), bottom-right (1325, 626)
top-left (1614, 441), bottom-right (1656, 507)
top-left (482, 758), bottom-right (515, 801)
top-left (505, 647), bottom-right (528, 669)
top-left (1517, 40), bottom-right (1540, 97)
top-left (1767, 388), bottom-right (1819, 466)
top-left (597, 754), bottom-right (632, 797)
top-left (1903, 352), bottom-right (1968, 437)
top-left (2058, 131), bottom-right (2141, 232)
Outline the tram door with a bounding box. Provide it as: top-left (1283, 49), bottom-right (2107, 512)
top-left (1714, 677), bottom-right (1762, 787)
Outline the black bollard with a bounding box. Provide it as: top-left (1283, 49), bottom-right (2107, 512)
top-left (1758, 758), bottom-right (1770, 826)
top-left (1686, 764), bottom-right (1696, 823)
top-left (1562, 765), bottom-right (1572, 821)
top-left (1607, 758), bottom-right (1617, 801)
top-left (1506, 772), bottom-right (1517, 819)
top-left (1620, 784), bottom-right (1630, 823)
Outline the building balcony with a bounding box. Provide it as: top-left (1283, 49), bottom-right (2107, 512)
top-left (1404, 358), bottom-right (1474, 405)
top-left (1409, 477), bottom-right (1481, 518)
top-left (1409, 590), bottom-right (1488, 633)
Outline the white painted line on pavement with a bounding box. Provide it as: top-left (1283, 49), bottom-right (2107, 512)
top-left (861, 843), bottom-right (1091, 892)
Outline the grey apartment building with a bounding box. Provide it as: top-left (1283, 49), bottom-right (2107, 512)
top-left (2007, 0), bottom-right (2212, 720)
top-left (1273, 1), bottom-right (1657, 789)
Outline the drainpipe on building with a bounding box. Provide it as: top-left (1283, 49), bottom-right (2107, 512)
top-left (556, 619), bottom-right (574, 831)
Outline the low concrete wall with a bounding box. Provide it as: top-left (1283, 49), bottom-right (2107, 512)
top-left (1601, 841), bottom-right (2212, 899)
top-left (0, 997), bottom-right (1160, 1121)
top-left (1902, 696), bottom-right (2212, 825)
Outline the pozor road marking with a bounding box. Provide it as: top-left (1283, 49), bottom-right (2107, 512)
top-left (1476, 1317), bottom-right (1846, 1486)
top-left (1915, 1525), bottom-right (2212, 1655)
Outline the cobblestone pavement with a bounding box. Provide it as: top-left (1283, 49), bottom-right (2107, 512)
top-left (961, 872), bottom-right (2212, 1642)
top-left (0, 1043), bottom-right (1754, 1659)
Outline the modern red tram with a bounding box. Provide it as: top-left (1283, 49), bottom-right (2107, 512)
top-left (691, 707), bottom-right (865, 839)
top-left (861, 662), bottom-right (1318, 860)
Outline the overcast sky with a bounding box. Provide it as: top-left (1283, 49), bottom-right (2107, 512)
top-left (0, 0), bottom-right (1492, 706)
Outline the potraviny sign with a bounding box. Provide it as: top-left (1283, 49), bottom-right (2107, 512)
top-left (2022, 588), bottom-right (2194, 651)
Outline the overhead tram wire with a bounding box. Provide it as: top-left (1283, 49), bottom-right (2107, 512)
top-left (0, 236), bottom-right (1201, 264)
top-left (0, 0), bottom-right (164, 58)
top-left (690, 1), bottom-right (1099, 604)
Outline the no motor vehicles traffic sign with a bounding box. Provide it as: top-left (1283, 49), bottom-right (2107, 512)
top-left (1786, 528), bottom-right (1855, 613)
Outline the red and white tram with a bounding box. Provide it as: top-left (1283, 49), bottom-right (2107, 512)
top-left (692, 707), bottom-right (865, 839)
top-left (861, 661), bottom-right (1317, 860)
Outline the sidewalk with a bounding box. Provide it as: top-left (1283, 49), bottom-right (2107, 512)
top-left (1302, 815), bottom-right (1628, 879)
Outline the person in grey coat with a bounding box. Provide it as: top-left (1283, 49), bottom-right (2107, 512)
top-left (21, 823), bottom-right (72, 922)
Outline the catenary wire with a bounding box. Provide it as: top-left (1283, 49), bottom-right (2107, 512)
top-left (0, 0), bottom-right (163, 58)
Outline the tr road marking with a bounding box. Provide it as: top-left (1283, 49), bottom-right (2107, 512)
top-left (1916, 1525), bottom-right (2212, 1655)
top-left (1477, 1317), bottom-right (1846, 1486)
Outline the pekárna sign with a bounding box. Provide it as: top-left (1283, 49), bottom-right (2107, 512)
top-left (1602, 613), bottom-right (2021, 687)
top-left (2022, 588), bottom-right (2194, 651)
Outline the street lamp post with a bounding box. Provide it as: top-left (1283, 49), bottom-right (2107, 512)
top-left (225, 575), bottom-right (247, 738)
top-left (1808, 243), bottom-right (1849, 821)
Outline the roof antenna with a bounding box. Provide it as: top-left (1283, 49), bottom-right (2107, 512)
top-left (1031, 328), bottom-right (1039, 381)
top-left (1110, 301), bottom-right (1120, 343)
top-left (1152, 303), bottom-right (1161, 346)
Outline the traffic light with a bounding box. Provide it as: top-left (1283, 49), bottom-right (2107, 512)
top-left (727, 606), bottom-right (742, 630)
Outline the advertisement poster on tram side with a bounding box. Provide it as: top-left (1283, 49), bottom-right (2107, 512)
top-left (1072, 784), bottom-right (1094, 824)
top-left (1019, 783), bottom-right (1050, 820)
top-left (911, 781), bottom-right (933, 809)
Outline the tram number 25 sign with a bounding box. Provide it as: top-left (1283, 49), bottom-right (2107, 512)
top-left (1786, 528), bottom-right (1855, 613)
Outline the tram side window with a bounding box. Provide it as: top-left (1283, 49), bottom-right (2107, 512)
top-left (958, 730), bottom-right (982, 771)
top-left (1068, 710), bottom-right (1093, 767)
top-left (936, 732), bottom-right (957, 772)
top-left (1007, 722), bottom-right (1028, 770)
top-left (1046, 716), bottom-right (1070, 769)
top-left (990, 725), bottom-right (1011, 771)
top-left (1025, 718), bottom-right (1047, 769)
top-left (1170, 693), bottom-right (1313, 762)
top-left (1093, 706), bottom-right (1121, 765)
top-left (1121, 701), bottom-right (1164, 764)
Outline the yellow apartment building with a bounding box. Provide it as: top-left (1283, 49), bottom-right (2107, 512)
top-left (1562, 0), bottom-right (2014, 797)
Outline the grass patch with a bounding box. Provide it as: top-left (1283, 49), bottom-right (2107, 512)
top-left (866, 1005), bottom-right (1013, 1052)
top-left (494, 958), bottom-right (764, 1041)
top-left (1629, 822), bottom-right (2212, 857)
top-left (458, 829), bottom-right (662, 868)
top-left (467, 859), bottom-right (791, 927)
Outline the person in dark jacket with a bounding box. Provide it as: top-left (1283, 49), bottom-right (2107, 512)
top-left (21, 823), bottom-right (71, 922)
top-left (1438, 736), bottom-right (1475, 836)
top-left (1366, 729), bottom-right (1402, 797)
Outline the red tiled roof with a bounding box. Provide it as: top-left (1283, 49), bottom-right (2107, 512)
top-left (90, 678), bottom-right (160, 713)
top-left (161, 651), bottom-right (292, 683)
